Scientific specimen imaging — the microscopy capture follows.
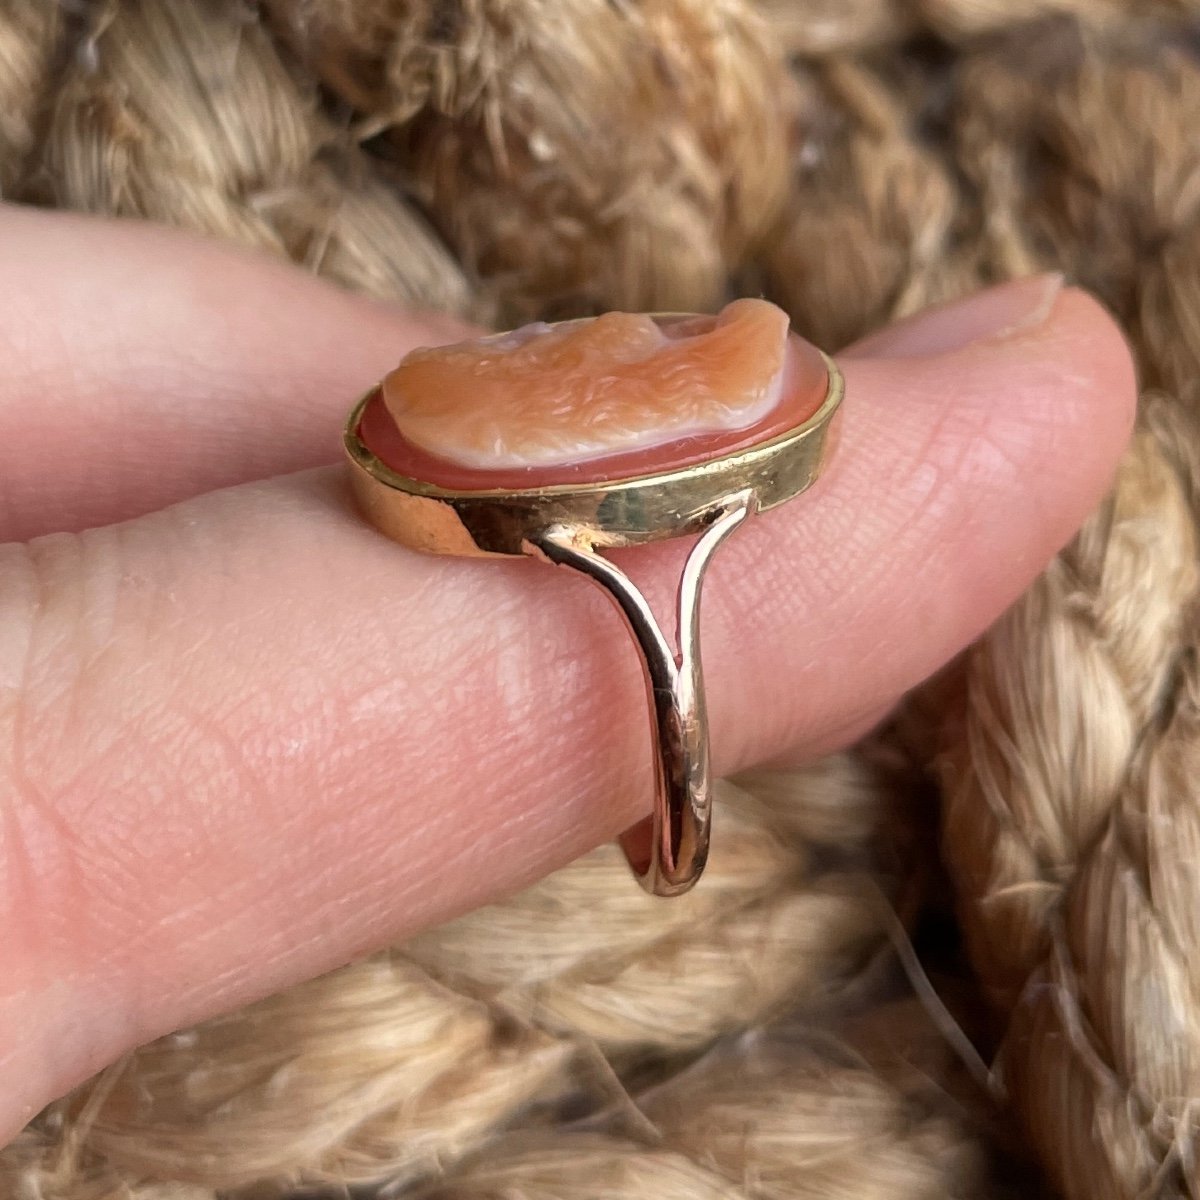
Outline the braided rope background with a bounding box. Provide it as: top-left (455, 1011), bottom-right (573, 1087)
top-left (1, 2), bottom-right (1198, 1197)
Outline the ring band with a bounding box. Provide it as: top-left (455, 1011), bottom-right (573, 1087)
top-left (343, 329), bottom-right (843, 897)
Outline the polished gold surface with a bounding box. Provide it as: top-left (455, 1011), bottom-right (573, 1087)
top-left (344, 349), bottom-right (843, 896)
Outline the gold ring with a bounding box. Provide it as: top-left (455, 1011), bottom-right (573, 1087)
top-left (343, 305), bottom-right (843, 897)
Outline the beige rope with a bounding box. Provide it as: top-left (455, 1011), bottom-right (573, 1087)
top-left (935, 20), bottom-right (1200, 1197)
top-left (266, 0), bottom-right (797, 322)
top-left (13, 0), bottom-right (476, 314)
top-left (941, 411), bottom-right (1200, 1200)
top-left (0, 1), bottom-right (61, 197)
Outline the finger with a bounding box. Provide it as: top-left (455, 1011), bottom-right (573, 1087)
top-left (0, 204), bottom-right (477, 542)
top-left (0, 280), bottom-right (1135, 1136)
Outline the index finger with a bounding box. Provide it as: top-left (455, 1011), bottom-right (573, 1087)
top-left (0, 281), bottom-right (1134, 1137)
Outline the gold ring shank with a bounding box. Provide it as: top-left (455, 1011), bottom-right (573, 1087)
top-left (344, 354), bottom-right (844, 895)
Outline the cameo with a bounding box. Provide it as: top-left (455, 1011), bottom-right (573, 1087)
top-left (358, 298), bottom-right (828, 490)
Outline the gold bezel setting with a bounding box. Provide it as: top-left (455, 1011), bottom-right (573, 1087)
top-left (343, 352), bottom-right (843, 557)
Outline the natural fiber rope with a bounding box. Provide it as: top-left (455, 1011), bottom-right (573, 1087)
top-left (941, 414), bottom-right (1200, 1198)
top-left (266, 0), bottom-right (798, 323)
top-left (933, 19), bottom-right (1200, 1198)
top-left (1, 2), bottom-right (1199, 1199)
top-left (1, 0), bottom-right (477, 314)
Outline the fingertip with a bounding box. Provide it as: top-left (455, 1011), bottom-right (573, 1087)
top-left (708, 282), bottom-right (1139, 766)
top-left (840, 281), bottom-right (1136, 510)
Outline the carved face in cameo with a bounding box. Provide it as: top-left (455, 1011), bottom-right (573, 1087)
top-left (360, 299), bottom-right (829, 490)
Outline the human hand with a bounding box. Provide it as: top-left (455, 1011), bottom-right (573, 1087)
top-left (0, 204), bottom-right (1134, 1140)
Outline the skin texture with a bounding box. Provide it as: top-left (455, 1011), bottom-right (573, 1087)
top-left (0, 206), bottom-right (1136, 1140)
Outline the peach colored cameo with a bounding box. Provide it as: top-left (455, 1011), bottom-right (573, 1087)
top-left (360, 298), bottom-right (829, 490)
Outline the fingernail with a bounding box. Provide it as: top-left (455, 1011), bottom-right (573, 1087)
top-left (845, 273), bottom-right (1065, 359)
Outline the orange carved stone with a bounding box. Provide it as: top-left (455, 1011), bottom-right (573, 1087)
top-left (362, 299), bottom-right (828, 490)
